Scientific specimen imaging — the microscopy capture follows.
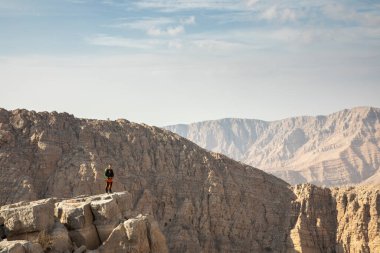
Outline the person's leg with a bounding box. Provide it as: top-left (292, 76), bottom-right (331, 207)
top-left (105, 182), bottom-right (110, 193)
top-left (109, 182), bottom-right (113, 193)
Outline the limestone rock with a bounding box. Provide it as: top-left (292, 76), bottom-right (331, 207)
top-left (287, 184), bottom-right (380, 253)
top-left (0, 240), bottom-right (26, 253)
top-left (109, 191), bottom-right (133, 216)
top-left (22, 241), bottom-right (44, 253)
top-left (0, 240), bottom-right (43, 253)
top-left (55, 200), bottom-right (93, 231)
top-left (49, 222), bottom-right (73, 253)
top-left (165, 107), bottom-right (380, 186)
top-left (1, 186), bottom-right (379, 252)
top-left (0, 192), bottom-right (168, 253)
top-left (55, 199), bottom-right (100, 250)
top-left (1, 108), bottom-right (380, 253)
top-left (333, 186), bottom-right (380, 253)
top-left (287, 184), bottom-right (337, 252)
top-left (98, 214), bottom-right (168, 253)
top-left (0, 108), bottom-right (293, 252)
top-left (0, 199), bottom-right (54, 238)
top-left (89, 195), bottom-right (122, 242)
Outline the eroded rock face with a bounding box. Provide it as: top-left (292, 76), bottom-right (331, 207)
top-left (0, 108), bottom-right (379, 252)
top-left (0, 192), bottom-right (168, 253)
top-left (49, 222), bottom-right (72, 253)
top-left (0, 108), bottom-right (294, 252)
top-left (98, 214), bottom-right (168, 253)
top-left (0, 199), bottom-right (55, 238)
top-left (165, 107), bottom-right (380, 186)
top-left (288, 185), bottom-right (338, 253)
top-left (0, 240), bottom-right (43, 253)
top-left (1, 188), bottom-right (379, 252)
top-left (55, 199), bottom-right (100, 250)
top-left (287, 184), bottom-right (380, 253)
top-left (333, 186), bottom-right (380, 253)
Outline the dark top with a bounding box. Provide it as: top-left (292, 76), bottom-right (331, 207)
top-left (105, 169), bottom-right (114, 178)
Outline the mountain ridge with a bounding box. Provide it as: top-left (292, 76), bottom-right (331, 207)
top-left (0, 107), bottom-right (379, 252)
top-left (168, 106), bottom-right (378, 126)
top-left (164, 106), bottom-right (380, 186)
top-left (0, 107), bottom-right (292, 252)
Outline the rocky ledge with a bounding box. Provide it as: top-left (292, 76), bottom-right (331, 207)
top-left (1, 185), bottom-right (380, 253)
top-left (0, 192), bottom-right (168, 253)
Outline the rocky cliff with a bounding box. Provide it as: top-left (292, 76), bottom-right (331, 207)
top-left (0, 192), bottom-right (168, 253)
top-left (0, 108), bottom-right (379, 253)
top-left (288, 184), bottom-right (380, 253)
top-left (1, 187), bottom-right (379, 253)
top-left (165, 107), bottom-right (380, 186)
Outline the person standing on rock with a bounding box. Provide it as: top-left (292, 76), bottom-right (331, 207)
top-left (104, 164), bottom-right (114, 193)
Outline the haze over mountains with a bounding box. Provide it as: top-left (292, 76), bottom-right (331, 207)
top-left (165, 107), bottom-right (380, 186)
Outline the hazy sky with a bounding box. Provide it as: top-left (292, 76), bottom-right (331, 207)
top-left (1, 0), bottom-right (380, 126)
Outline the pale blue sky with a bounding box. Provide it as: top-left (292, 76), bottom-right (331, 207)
top-left (1, 0), bottom-right (380, 126)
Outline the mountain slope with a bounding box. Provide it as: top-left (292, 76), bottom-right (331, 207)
top-left (0, 108), bottom-right (294, 252)
top-left (164, 107), bottom-right (380, 186)
top-left (0, 108), bottom-right (379, 252)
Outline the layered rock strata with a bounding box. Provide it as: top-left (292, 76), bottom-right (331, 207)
top-left (0, 108), bottom-right (294, 252)
top-left (165, 107), bottom-right (380, 186)
top-left (0, 192), bottom-right (168, 253)
top-left (0, 108), bottom-right (379, 252)
top-left (1, 186), bottom-right (379, 253)
top-left (286, 184), bottom-right (380, 253)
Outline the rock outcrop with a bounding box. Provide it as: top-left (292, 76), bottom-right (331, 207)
top-left (1, 187), bottom-right (379, 253)
top-left (0, 192), bottom-right (168, 253)
top-left (0, 108), bottom-right (295, 252)
top-left (165, 107), bottom-right (380, 186)
top-left (0, 108), bottom-right (379, 252)
top-left (0, 240), bottom-right (44, 253)
top-left (333, 186), bottom-right (380, 252)
top-left (287, 184), bottom-right (380, 253)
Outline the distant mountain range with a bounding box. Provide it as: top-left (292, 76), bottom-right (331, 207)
top-left (164, 107), bottom-right (380, 186)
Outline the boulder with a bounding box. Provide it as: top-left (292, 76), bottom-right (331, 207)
top-left (0, 240), bottom-right (26, 253)
top-left (89, 195), bottom-right (122, 242)
top-left (22, 241), bottom-right (44, 253)
top-left (68, 225), bottom-right (99, 250)
top-left (98, 214), bottom-right (168, 253)
top-left (55, 199), bottom-right (100, 250)
top-left (0, 199), bottom-right (55, 237)
top-left (55, 200), bottom-right (93, 230)
top-left (0, 240), bottom-right (43, 253)
top-left (123, 216), bottom-right (150, 252)
top-left (49, 222), bottom-right (73, 253)
top-left (0, 192), bottom-right (167, 253)
top-left (111, 192), bottom-right (133, 217)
